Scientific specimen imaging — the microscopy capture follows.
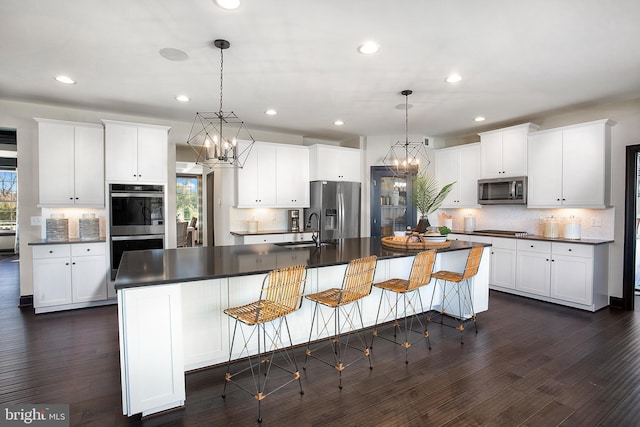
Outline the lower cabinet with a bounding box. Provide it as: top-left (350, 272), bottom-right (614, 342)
top-left (490, 238), bottom-right (517, 290)
top-left (240, 232), bottom-right (314, 245)
top-left (32, 242), bottom-right (109, 313)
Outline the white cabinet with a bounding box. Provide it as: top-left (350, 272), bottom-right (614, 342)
top-left (309, 144), bottom-right (361, 182)
top-left (118, 284), bottom-right (185, 416)
top-left (103, 120), bottom-right (170, 184)
top-left (276, 145), bottom-right (309, 207)
top-left (490, 237), bottom-right (517, 290)
top-left (36, 118), bottom-right (104, 207)
top-left (32, 242), bottom-right (108, 313)
top-left (527, 119), bottom-right (613, 208)
top-left (236, 142), bottom-right (310, 208)
top-left (435, 143), bottom-right (480, 208)
top-left (516, 240), bottom-right (551, 297)
top-left (236, 141), bottom-right (277, 207)
top-left (479, 123), bottom-right (539, 178)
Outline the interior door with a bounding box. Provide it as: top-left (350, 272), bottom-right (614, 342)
top-left (370, 166), bottom-right (416, 237)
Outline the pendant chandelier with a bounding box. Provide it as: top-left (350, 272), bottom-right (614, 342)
top-left (382, 89), bottom-right (430, 176)
top-left (187, 39), bottom-right (255, 169)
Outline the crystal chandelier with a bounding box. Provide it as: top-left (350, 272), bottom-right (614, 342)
top-left (383, 89), bottom-right (430, 175)
top-left (187, 39), bottom-right (255, 169)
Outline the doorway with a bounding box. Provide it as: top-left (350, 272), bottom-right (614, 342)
top-left (622, 144), bottom-right (640, 310)
top-left (0, 128), bottom-right (18, 257)
top-left (370, 166), bottom-right (416, 237)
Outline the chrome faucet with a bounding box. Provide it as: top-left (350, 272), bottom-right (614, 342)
top-left (307, 212), bottom-right (320, 248)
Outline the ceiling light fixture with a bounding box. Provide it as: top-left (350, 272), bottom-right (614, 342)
top-left (186, 39), bottom-right (255, 169)
top-left (215, 0), bottom-right (240, 10)
top-left (334, 120), bottom-right (344, 126)
top-left (265, 109), bottom-right (277, 116)
top-left (383, 90), bottom-right (430, 176)
top-left (55, 75), bottom-right (75, 84)
top-left (358, 41), bottom-right (380, 55)
top-left (474, 116), bottom-right (486, 122)
top-left (175, 95), bottom-right (190, 102)
top-left (445, 73), bottom-right (462, 83)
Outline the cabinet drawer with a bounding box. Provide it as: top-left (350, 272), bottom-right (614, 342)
top-left (243, 234), bottom-right (284, 245)
top-left (491, 237), bottom-right (516, 249)
top-left (33, 244), bottom-right (71, 259)
top-left (552, 242), bottom-right (593, 258)
top-left (71, 242), bottom-right (106, 257)
top-left (516, 240), bottom-right (551, 253)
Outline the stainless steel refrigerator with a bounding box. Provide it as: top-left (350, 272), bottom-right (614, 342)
top-left (304, 181), bottom-right (361, 242)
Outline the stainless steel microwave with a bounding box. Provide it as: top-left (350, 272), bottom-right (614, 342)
top-left (478, 177), bottom-right (527, 205)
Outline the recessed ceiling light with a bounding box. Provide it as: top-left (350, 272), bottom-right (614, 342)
top-left (357, 41), bottom-right (380, 55)
top-left (445, 73), bottom-right (462, 83)
top-left (265, 109), bottom-right (277, 116)
top-left (159, 48), bottom-right (189, 61)
top-left (334, 120), bottom-right (344, 126)
top-left (215, 0), bottom-right (240, 10)
top-left (55, 75), bottom-right (75, 85)
top-left (175, 95), bottom-right (190, 102)
top-left (474, 116), bottom-right (486, 122)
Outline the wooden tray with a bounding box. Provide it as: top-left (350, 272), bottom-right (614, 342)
top-left (381, 236), bottom-right (451, 250)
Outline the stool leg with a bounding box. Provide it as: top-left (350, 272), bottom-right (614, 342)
top-left (402, 292), bottom-right (410, 364)
top-left (257, 322), bottom-right (263, 422)
top-left (222, 319), bottom-right (240, 398)
top-left (353, 300), bottom-right (373, 371)
top-left (370, 289), bottom-right (385, 349)
top-left (456, 282), bottom-right (464, 344)
top-left (282, 316), bottom-right (304, 396)
top-left (304, 302), bottom-right (319, 370)
top-left (416, 290), bottom-right (431, 350)
top-left (464, 279), bottom-right (478, 334)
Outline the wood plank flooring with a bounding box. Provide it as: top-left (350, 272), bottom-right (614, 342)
top-left (2, 255), bottom-right (640, 426)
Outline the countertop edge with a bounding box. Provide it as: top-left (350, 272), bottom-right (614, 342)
top-left (29, 238), bottom-right (107, 245)
top-left (230, 229), bottom-right (317, 237)
top-left (449, 230), bottom-right (612, 245)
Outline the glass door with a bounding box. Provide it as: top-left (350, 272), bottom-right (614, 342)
top-left (370, 166), bottom-right (416, 237)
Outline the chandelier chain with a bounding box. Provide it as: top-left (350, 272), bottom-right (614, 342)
top-left (219, 44), bottom-right (224, 113)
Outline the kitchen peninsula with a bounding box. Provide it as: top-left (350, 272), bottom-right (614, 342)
top-left (115, 237), bottom-right (490, 417)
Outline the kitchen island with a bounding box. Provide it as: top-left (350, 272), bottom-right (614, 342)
top-left (115, 237), bottom-right (490, 417)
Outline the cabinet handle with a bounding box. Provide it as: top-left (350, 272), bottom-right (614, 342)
top-left (557, 198), bottom-right (560, 201)
top-left (65, 262), bottom-right (69, 265)
top-left (69, 197), bottom-right (73, 200)
top-left (568, 248), bottom-right (572, 251)
top-left (530, 245), bottom-right (534, 248)
top-left (72, 262), bottom-right (76, 265)
top-left (562, 198), bottom-right (566, 201)
top-left (546, 259), bottom-right (549, 261)
top-left (551, 259), bottom-right (555, 262)
top-left (49, 250), bottom-right (53, 254)
top-left (86, 248), bottom-right (91, 252)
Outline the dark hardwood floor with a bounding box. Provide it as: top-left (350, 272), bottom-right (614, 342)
top-left (2, 254), bottom-right (640, 426)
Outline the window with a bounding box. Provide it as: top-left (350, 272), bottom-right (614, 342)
top-left (0, 170), bottom-right (17, 229)
top-left (176, 175), bottom-right (201, 223)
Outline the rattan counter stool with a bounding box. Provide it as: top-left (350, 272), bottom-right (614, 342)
top-left (303, 255), bottom-right (377, 389)
top-left (221, 264), bottom-right (307, 423)
top-left (428, 245), bottom-right (484, 344)
top-left (370, 250), bottom-right (436, 364)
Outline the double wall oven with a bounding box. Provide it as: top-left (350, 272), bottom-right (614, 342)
top-left (109, 184), bottom-right (165, 280)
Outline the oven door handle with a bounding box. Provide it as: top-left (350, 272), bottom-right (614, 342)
top-left (110, 192), bottom-right (163, 198)
top-left (111, 235), bottom-right (164, 241)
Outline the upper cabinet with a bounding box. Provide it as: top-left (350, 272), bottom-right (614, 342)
top-left (435, 143), bottom-right (481, 208)
top-left (103, 120), bottom-right (170, 184)
top-left (527, 119), bottom-right (613, 208)
top-left (479, 123), bottom-right (539, 179)
top-left (36, 118), bottom-right (105, 207)
top-left (236, 142), bottom-right (310, 208)
top-left (308, 145), bottom-right (361, 182)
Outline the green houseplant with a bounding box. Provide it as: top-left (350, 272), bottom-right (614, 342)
top-left (412, 173), bottom-right (455, 226)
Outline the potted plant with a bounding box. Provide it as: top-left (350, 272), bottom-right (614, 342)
top-left (412, 173), bottom-right (455, 228)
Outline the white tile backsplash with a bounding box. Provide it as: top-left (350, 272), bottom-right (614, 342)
top-left (41, 207), bottom-right (107, 239)
top-left (435, 206), bottom-right (614, 240)
top-left (229, 208), bottom-right (300, 232)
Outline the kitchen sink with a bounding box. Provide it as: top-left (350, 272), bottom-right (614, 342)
top-left (274, 240), bottom-right (335, 249)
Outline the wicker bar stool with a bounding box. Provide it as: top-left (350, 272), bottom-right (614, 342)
top-left (371, 250), bottom-right (436, 364)
top-left (428, 245), bottom-right (484, 343)
top-left (222, 264), bottom-right (307, 423)
top-left (303, 255), bottom-right (377, 389)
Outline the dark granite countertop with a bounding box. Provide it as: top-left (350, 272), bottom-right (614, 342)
top-left (449, 230), bottom-right (612, 245)
top-left (29, 238), bottom-right (107, 245)
top-left (230, 229), bottom-right (317, 236)
top-left (115, 237), bottom-right (489, 290)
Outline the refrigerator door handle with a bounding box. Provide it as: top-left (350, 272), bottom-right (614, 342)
top-left (338, 191), bottom-right (344, 238)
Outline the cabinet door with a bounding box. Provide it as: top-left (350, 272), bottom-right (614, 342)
top-left (516, 251), bottom-right (551, 296)
top-left (456, 144), bottom-right (480, 206)
top-left (105, 122), bottom-right (138, 181)
top-left (480, 132), bottom-right (503, 178)
top-left (38, 121), bottom-right (75, 205)
top-left (527, 130), bottom-right (563, 207)
top-left (72, 255), bottom-right (107, 303)
top-left (561, 124), bottom-right (604, 207)
top-left (490, 247), bottom-right (516, 289)
top-left (73, 125), bottom-right (105, 206)
top-left (338, 148), bottom-right (361, 182)
top-left (236, 140), bottom-right (260, 206)
top-left (435, 148), bottom-right (459, 208)
top-left (501, 127), bottom-right (528, 177)
top-left (550, 255), bottom-right (593, 305)
top-left (256, 144), bottom-right (277, 205)
top-left (276, 146), bottom-right (309, 206)
top-left (137, 126), bottom-right (168, 183)
top-left (33, 258), bottom-right (72, 307)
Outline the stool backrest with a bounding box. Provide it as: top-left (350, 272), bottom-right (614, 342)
top-left (258, 264), bottom-right (307, 322)
top-left (406, 250), bottom-right (436, 291)
top-left (339, 255), bottom-right (377, 305)
top-left (462, 246), bottom-right (484, 279)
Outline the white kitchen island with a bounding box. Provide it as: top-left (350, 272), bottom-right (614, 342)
top-left (115, 237), bottom-right (490, 417)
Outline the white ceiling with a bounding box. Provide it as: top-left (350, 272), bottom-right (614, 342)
top-left (2, 0), bottom-right (640, 143)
